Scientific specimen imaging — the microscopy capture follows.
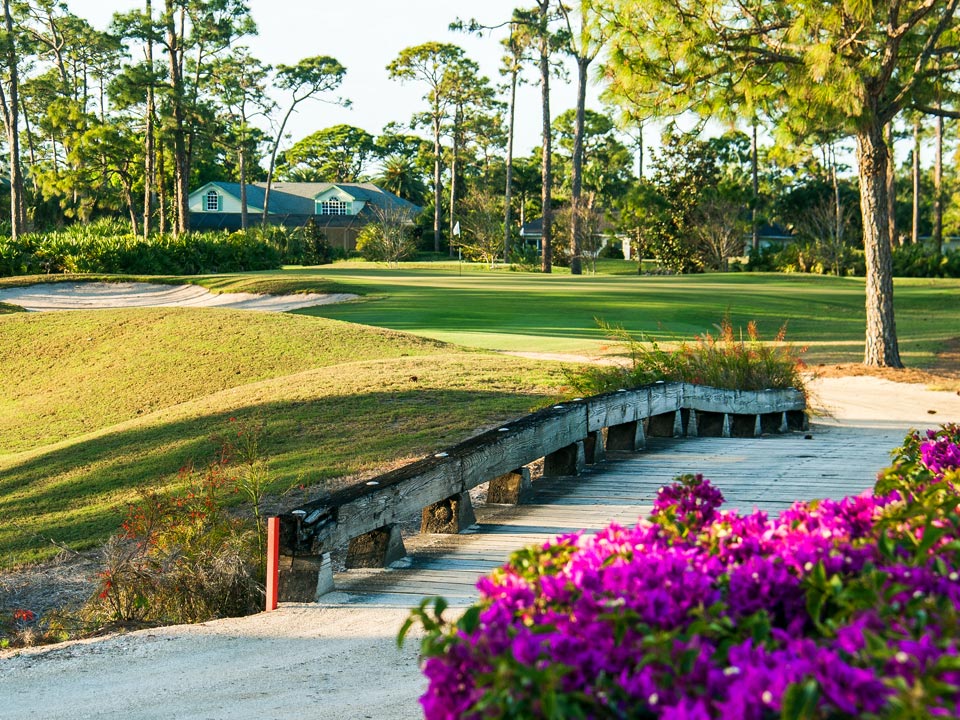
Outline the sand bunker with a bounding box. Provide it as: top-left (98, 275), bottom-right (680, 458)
top-left (0, 281), bottom-right (355, 312)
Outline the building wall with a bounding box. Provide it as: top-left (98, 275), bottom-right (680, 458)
top-left (188, 212), bottom-right (363, 251)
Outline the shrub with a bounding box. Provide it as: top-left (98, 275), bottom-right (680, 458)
top-left (356, 222), bottom-right (417, 264)
top-left (80, 418), bottom-right (269, 628)
top-left (0, 225), bottom-right (284, 277)
top-left (568, 318), bottom-right (806, 396)
top-left (891, 244), bottom-right (960, 278)
top-left (404, 425), bottom-right (960, 719)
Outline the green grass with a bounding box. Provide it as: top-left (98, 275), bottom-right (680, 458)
top-left (118, 263), bottom-right (957, 367)
top-left (0, 308), bottom-right (567, 566)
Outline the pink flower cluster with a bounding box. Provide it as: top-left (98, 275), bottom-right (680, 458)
top-left (414, 426), bottom-right (960, 719)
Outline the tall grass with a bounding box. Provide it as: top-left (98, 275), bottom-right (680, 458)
top-left (569, 318), bottom-right (807, 395)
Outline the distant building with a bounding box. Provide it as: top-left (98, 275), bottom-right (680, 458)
top-left (188, 181), bottom-right (421, 251)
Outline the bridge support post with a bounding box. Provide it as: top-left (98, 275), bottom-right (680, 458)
top-left (346, 524), bottom-right (406, 568)
top-left (543, 440), bottom-right (585, 477)
top-left (584, 430), bottom-right (605, 464)
top-left (487, 467), bottom-right (532, 504)
top-left (760, 412), bottom-right (784, 434)
top-left (647, 412), bottom-right (676, 437)
top-left (786, 410), bottom-right (809, 431)
top-left (607, 420), bottom-right (645, 451)
top-left (686, 409), bottom-right (698, 437)
top-left (278, 552), bottom-right (334, 602)
top-left (422, 492), bottom-right (476, 533)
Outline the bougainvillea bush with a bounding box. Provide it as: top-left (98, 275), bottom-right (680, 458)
top-left (402, 424), bottom-right (960, 719)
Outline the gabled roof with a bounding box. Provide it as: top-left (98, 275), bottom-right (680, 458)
top-left (195, 181), bottom-right (420, 216)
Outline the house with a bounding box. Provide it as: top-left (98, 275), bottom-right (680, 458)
top-left (520, 217), bottom-right (612, 257)
top-left (188, 181), bottom-right (421, 251)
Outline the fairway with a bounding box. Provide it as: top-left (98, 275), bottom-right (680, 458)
top-left (200, 263), bottom-right (958, 368)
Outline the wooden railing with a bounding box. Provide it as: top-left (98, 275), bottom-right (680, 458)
top-left (276, 382), bottom-right (807, 601)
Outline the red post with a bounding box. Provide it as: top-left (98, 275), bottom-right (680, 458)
top-left (266, 516), bottom-right (280, 611)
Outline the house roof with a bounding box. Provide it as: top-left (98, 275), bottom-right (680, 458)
top-left (196, 181), bottom-right (420, 217)
top-left (520, 218), bottom-right (543, 237)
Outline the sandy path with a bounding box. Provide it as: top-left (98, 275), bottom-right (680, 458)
top-left (0, 281), bottom-right (355, 312)
top-left (1, 375), bottom-right (958, 718)
top-left (0, 604), bottom-right (424, 720)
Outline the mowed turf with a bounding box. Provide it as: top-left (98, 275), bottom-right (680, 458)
top-left (0, 308), bottom-right (567, 566)
top-left (173, 263), bottom-right (957, 367)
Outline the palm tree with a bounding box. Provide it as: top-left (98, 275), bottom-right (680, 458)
top-left (376, 155), bottom-right (427, 205)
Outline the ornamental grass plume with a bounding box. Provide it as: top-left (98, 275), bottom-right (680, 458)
top-left (568, 318), bottom-right (807, 397)
top-left (403, 424), bottom-right (960, 719)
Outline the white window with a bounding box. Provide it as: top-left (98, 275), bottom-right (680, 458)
top-left (205, 190), bottom-right (220, 211)
top-left (319, 199), bottom-right (349, 215)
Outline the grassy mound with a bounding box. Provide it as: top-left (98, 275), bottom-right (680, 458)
top-left (0, 308), bottom-right (446, 454)
top-left (0, 309), bottom-right (568, 566)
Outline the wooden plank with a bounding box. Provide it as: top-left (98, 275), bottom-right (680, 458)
top-left (683, 384), bottom-right (805, 414)
top-left (460, 406), bottom-right (588, 486)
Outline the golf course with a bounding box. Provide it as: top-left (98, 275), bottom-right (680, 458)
top-left (1, 263), bottom-right (958, 568)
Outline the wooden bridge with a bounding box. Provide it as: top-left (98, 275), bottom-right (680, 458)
top-left (5, 378), bottom-right (949, 720)
top-left (273, 382), bottom-right (907, 609)
top-left (317, 426), bottom-right (897, 609)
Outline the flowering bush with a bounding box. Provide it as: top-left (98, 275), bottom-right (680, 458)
top-left (403, 425), bottom-right (960, 719)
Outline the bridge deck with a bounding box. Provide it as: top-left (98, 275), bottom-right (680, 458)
top-left (322, 423), bottom-right (902, 609)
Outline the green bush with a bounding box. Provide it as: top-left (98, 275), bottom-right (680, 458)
top-left (569, 318), bottom-right (807, 396)
top-left (891, 243), bottom-right (960, 277)
top-left (0, 223), bottom-right (284, 277)
top-left (748, 241), bottom-right (865, 276)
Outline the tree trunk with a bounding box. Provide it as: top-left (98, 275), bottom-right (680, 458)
top-left (1, 0), bottom-right (27, 239)
top-left (263, 103), bottom-right (297, 228)
top-left (911, 116), bottom-right (920, 245)
top-left (165, 0), bottom-right (189, 235)
top-left (239, 147), bottom-right (248, 230)
top-left (158, 140), bottom-right (167, 235)
top-left (751, 123), bottom-right (759, 252)
top-left (636, 122), bottom-right (643, 178)
top-left (933, 113), bottom-right (943, 254)
top-left (432, 115), bottom-right (443, 252)
top-left (856, 124), bottom-right (903, 368)
top-left (503, 66), bottom-right (517, 263)
top-left (448, 108), bottom-right (460, 256)
top-left (538, 18), bottom-right (552, 274)
top-left (143, 0), bottom-right (155, 238)
top-left (884, 122), bottom-right (896, 248)
top-left (569, 58), bottom-right (588, 276)
top-left (123, 180), bottom-right (140, 236)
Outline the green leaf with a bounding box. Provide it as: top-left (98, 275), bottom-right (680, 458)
top-left (781, 680), bottom-right (821, 720)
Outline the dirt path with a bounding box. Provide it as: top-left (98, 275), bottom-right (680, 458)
top-left (0, 604), bottom-right (424, 720)
top-left (0, 281), bottom-right (355, 313)
top-left (1, 376), bottom-right (958, 718)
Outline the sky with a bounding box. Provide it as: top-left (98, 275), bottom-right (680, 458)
top-left (67, 0), bottom-right (603, 158)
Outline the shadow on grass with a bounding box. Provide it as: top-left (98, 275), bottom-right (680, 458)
top-left (0, 387), bottom-right (556, 566)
